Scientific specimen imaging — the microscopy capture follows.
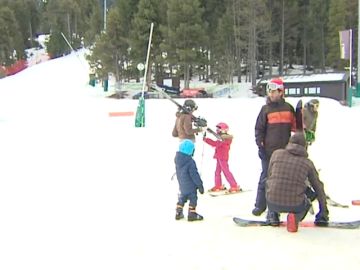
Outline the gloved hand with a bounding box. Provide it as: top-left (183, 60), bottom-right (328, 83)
top-left (305, 187), bottom-right (317, 202)
top-left (258, 147), bottom-right (266, 160)
top-left (198, 185), bottom-right (204, 194)
top-left (315, 206), bottom-right (329, 225)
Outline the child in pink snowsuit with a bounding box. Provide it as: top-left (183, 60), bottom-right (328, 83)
top-left (203, 122), bottom-right (241, 193)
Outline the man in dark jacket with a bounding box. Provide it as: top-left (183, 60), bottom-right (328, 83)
top-left (175, 139), bottom-right (204, 221)
top-left (266, 132), bottom-right (329, 232)
top-left (252, 78), bottom-right (296, 216)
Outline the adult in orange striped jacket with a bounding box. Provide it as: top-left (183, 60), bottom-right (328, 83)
top-left (252, 78), bottom-right (296, 217)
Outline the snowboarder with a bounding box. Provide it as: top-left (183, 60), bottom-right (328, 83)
top-left (172, 99), bottom-right (204, 142)
top-left (303, 99), bottom-right (319, 145)
top-left (253, 77), bottom-right (296, 217)
top-left (175, 139), bottom-right (204, 221)
top-left (266, 132), bottom-right (329, 232)
top-left (203, 122), bottom-right (241, 193)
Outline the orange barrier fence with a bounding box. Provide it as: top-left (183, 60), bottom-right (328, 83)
top-left (108, 111), bottom-right (134, 117)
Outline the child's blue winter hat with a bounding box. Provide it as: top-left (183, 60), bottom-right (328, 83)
top-left (179, 139), bottom-right (195, 156)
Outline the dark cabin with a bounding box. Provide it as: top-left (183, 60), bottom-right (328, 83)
top-left (253, 73), bottom-right (349, 104)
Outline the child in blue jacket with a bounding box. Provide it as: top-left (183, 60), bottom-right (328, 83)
top-left (175, 139), bottom-right (204, 221)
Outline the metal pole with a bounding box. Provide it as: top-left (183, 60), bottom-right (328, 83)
top-left (141, 23), bottom-right (154, 97)
top-left (357, 0), bottom-right (360, 95)
top-left (350, 29), bottom-right (352, 88)
top-left (104, 0), bottom-right (107, 31)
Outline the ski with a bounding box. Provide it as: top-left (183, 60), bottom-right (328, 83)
top-left (208, 189), bottom-right (251, 197)
top-left (233, 217), bottom-right (360, 229)
top-left (295, 99), bottom-right (303, 131)
top-left (326, 196), bottom-right (349, 208)
top-left (151, 85), bottom-right (222, 141)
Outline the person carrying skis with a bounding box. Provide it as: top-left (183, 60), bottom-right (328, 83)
top-left (265, 132), bottom-right (329, 232)
top-left (253, 77), bottom-right (296, 217)
top-left (175, 139), bottom-right (204, 221)
top-left (303, 99), bottom-right (319, 145)
top-left (203, 122), bottom-right (241, 193)
top-left (172, 99), bottom-right (204, 142)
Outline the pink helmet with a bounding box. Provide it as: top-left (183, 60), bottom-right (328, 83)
top-left (216, 122), bottom-right (229, 132)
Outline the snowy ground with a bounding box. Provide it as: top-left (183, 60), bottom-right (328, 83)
top-left (0, 50), bottom-right (360, 270)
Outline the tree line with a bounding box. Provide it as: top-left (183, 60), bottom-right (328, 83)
top-left (0, 0), bottom-right (357, 88)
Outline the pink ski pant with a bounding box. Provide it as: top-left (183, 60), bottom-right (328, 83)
top-left (214, 159), bottom-right (238, 188)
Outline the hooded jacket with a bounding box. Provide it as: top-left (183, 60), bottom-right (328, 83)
top-left (175, 151), bottom-right (203, 194)
top-left (172, 112), bottom-right (200, 141)
top-left (266, 137), bottom-right (327, 210)
top-left (303, 102), bottom-right (318, 132)
top-left (204, 133), bottom-right (233, 161)
top-left (255, 97), bottom-right (296, 158)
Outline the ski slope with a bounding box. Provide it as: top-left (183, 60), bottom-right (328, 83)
top-left (0, 51), bottom-right (360, 270)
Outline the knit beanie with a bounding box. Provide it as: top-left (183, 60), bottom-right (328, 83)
top-left (289, 132), bottom-right (306, 147)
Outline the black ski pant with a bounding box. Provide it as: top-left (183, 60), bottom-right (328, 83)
top-left (267, 199), bottom-right (311, 222)
top-left (254, 157), bottom-right (269, 211)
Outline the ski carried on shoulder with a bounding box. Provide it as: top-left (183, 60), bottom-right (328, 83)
top-left (151, 85), bottom-right (222, 141)
top-left (233, 217), bottom-right (360, 229)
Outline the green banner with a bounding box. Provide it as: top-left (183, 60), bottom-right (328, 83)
top-left (135, 96), bottom-right (145, 127)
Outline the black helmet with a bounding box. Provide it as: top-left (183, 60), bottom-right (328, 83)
top-left (183, 99), bottom-right (198, 111)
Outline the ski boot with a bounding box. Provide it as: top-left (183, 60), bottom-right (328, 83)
top-left (188, 206), bottom-right (203, 222)
top-left (209, 185), bottom-right (226, 192)
top-left (175, 205), bottom-right (184, 220)
top-left (252, 207), bottom-right (266, 216)
top-left (228, 186), bottom-right (242, 193)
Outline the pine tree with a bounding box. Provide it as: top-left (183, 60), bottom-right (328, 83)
top-left (130, 0), bottom-right (167, 85)
top-left (326, 0), bottom-right (346, 68)
top-left (165, 0), bottom-right (207, 88)
top-left (0, 6), bottom-right (23, 65)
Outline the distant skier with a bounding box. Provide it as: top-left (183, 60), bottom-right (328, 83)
top-left (175, 139), bottom-right (204, 221)
top-left (253, 77), bottom-right (296, 217)
top-left (303, 99), bottom-right (319, 145)
top-left (172, 99), bottom-right (204, 142)
top-left (203, 122), bottom-right (241, 193)
top-left (266, 132), bottom-right (329, 232)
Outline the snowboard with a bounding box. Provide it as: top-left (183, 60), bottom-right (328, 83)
top-left (295, 99), bottom-right (303, 131)
top-left (233, 217), bottom-right (360, 229)
top-left (208, 189), bottom-right (251, 197)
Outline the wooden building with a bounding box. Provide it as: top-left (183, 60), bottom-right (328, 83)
top-left (253, 72), bottom-right (350, 104)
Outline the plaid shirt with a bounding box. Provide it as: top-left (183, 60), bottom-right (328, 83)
top-left (266, 143), bottom-right (327, 209)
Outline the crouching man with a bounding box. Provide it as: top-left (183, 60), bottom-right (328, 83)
top-left (265, 132), bottom-right (329, 232)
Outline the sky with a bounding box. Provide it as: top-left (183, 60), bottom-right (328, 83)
top-left (1, 50), bottom-right (360, 270)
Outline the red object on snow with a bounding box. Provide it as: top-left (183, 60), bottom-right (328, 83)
top-left (351, 200), bottom-right (360, 206)
top-left (1, 59), bottom-right (28, 76)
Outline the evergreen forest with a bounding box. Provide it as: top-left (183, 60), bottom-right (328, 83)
top-left (0, 0), bottom-right (358, 87)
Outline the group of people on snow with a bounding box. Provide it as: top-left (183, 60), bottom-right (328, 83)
top-left (171, 78), bottom-right (326, 232)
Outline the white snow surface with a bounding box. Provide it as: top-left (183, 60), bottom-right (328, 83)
top-left (1, 50), bottom-right (360, 270)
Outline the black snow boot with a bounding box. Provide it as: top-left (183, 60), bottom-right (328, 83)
top-left (175, 205), bottom-right (184, 220)
top-left (266, 211), bottom-right (280, 226)
top-left (188, 206), bottom-right (203, 222)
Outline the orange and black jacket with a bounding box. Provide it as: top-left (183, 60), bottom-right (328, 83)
top-left (255, 97), bottom-right (296, 159)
